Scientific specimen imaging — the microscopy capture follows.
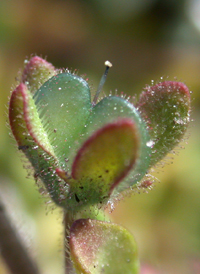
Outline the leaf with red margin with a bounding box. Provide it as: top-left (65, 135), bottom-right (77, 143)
top-left (81, 96), bottom-right (151, 192)
top-left (136, 81), bottom-right (191, 166)
top-left (22, 56), bottom-right (56, 94)
top-left (69, 119), bottom-right (139, 206)
top-left (9, 83), bottom-right (69, 207)
top-left (70, 219), bottom-right (139, 274)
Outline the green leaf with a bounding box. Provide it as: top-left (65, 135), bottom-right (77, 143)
top-left (83, 96), bottom-right (151, 192)
top-left (69, 119), bottom-right (139, 207)
top-left (70, 219), bottom-right (139, 274)
top-left (33, 73), bottom-right (92, 167)
top-left (9, 83), bottom-right (69, 207)
top-left (9, 83), bottom-right (54, 155)
top-left (136, 81), bottom-right (191, 166)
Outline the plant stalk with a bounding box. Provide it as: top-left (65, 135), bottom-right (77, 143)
top-left (64, 211), bottom-right (75, 274)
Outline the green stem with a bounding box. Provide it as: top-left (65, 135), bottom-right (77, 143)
top-left (64, 211), bottom-right (75, 274)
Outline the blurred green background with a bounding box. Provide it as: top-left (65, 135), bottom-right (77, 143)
top-left (0, 0), bottom-right (200, 273)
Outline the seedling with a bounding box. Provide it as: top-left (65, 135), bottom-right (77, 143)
top-left (5, 56), bottom-right (191, 274)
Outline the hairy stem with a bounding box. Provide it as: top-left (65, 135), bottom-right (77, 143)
top-left (64, 211), bottom-right (75, 274)
top-left (0, 200), bottom-right (40, 274)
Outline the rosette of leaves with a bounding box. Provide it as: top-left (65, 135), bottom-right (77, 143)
top-left (9, 56), bottom-right (191, 274)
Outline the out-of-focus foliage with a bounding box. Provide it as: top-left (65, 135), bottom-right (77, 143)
top-left (0, 0), bottom-right (200, 273)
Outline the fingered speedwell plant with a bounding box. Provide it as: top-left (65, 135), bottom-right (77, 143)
top-left (7, 56), bottom-right (191, 274)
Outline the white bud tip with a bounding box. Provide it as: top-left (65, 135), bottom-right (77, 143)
top-left (104, 60), bottom-right (112, 67)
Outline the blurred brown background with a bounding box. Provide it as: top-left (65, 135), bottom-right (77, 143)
top-left (0, 0), bottom-right (200, 273)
